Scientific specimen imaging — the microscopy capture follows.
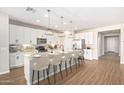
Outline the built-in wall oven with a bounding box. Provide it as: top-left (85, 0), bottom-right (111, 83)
top-left (36, 38), bottom-right (47, 52)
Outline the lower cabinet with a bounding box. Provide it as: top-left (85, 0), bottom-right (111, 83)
top-left (84, 49), bottom-right (93, 60)
top-left (10, 52), bottom-right (24, 68)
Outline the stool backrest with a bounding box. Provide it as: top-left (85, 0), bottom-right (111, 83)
top-left (31, 56), bottom-right (50, 70)
top-left (49, 54), bottom-right (62, 65)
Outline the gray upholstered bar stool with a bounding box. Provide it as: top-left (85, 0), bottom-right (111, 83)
top-left (32, 56), bottom-right (50, 85)
top-left (78, 50), bottom-right (85, 64)
top-left (49, 54), bottom-right (63, 84)
top-left (71, 51), bottom-right (80, 71)
top-left (61, 52), bottom-right (72, 76)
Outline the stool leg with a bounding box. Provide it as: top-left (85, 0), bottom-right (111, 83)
top-left (78, 58), bottom-right (80, 67)
top-left (83, 56), bottom-right (85, 64)
top-left (46, 67), bottom-right (50, 85)
top-left (65, 61), bottom-right (68, 76)
top-left (32, 70), bottom-right (35, 85)
top-left (43, 69), bottom-right (45, 80)
top-left (53, 65), bottom-right (56, 84)
top-left (69, 58), bottom-right (72, 73)
top-left (75, 59), bottom-right (77, 72)
top-left (59, 63), bottom-right (63, 80)
top-left (37, 70), bottom-right (40, 85)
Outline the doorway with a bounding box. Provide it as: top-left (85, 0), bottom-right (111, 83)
top-left (98, 30), bottom-right (120, 58)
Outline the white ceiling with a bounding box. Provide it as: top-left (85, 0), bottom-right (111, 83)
top-left (0, 7), bottom-right (124, 32)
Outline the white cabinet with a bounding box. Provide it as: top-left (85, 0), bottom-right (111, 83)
top-left (23, 27), bottom-right (30, 44)
top-left (30, 28), bottom-right (37, 44)
top-left (16, 26), bottom-right (24, 44)
top-left (9, 24), bottom-right (61, 45)
top-left (84, 32), bottom-right (93, 44)
top-left (9, 25), bottom-right (24, 44)
top-left (9, 24), bottom-right (16, 44)
top-left (84, 49), bottom-right (93, 60)
top-left (36, 30), bottom-right (42, 38)
top-left (75, 32), bottom-right (93, 44)
top-left (10, 52), bottom-right (24, 68)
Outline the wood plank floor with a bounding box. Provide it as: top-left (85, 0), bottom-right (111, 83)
top-left (0, 53), bottom-right (124, 85)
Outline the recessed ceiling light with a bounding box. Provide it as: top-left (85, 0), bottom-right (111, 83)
top-left (36, 20), bottom-right (40, 22)
top-left (63, 22), bottom-right (67, 25)
top-left (44, 14), bottom-right (48, 17)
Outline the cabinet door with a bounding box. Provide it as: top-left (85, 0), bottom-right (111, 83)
top-left (88, 32), bottom-right (93, 44)
top-left (87, 50), bottom-right (93, 60)
top-left (9, 25), bottom-right (16, 44)
top-left (23, 27), bottom-right (31, 44)
top-left (84, 32), bottom-right (93, 44)
top-left (36, 30), bottom-right (42, 38)
top-left (83, 49), bottom-right (87, 59)
top-left (16, 26), bottom-right (24, 44)
top-left (15, 53), bottom-right (24, 66)
top-left (10, 54), bottom-right (16, 68)
top-left (82, 33), bottom-right (85, 39)
top-left (30, 29), bottom-right (37, 44)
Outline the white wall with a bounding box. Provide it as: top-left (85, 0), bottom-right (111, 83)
top-left (76, 24), bottom-right (124, 64)
top-left (98, 33), bottom-right (102, 57)
top-left (0, 12), bottom-right (9, 74)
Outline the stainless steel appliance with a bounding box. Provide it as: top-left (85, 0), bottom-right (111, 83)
top-left (37, 38), bottom-right (47, 44)
top-left (73, 39), bottom-right (85, 50)
top-left (9, 44), bottom-right (22, 53)
top-left (81, 39), bottom-right (86, 50)
top-left (35, 46), bottom-right (47, 52)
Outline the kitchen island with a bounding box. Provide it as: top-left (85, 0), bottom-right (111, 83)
top-left (23, 50), bottom-right (82, 85)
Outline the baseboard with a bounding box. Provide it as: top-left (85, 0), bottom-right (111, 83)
top-left (0, 70), bottom-right (10, 75)
top-left (10, 64), bottom-right (24, 69)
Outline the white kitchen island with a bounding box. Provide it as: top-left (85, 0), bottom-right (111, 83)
top-left (23, 50), bottom-right (82, 85)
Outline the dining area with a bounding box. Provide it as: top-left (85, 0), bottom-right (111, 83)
top-left (24, 49), bottom-right (85, 85)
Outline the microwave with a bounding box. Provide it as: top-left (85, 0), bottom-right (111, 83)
top-left (37, 38), bottom-right (47, 44)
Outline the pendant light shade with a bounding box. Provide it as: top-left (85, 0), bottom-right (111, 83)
top-left (45, 9), bottom-right (54, 36)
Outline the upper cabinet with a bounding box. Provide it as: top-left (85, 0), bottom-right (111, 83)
top-left (9, 24), bottom-right (60, 45)
top-left (30, 28), bottom-right (37, 44)
top-left (9, 25), bottom-right (24, 44)
top-left (84, 32), bottom-right (93, 44)
top-left (9, 24), bottom-right (16, 44)
top-left (75, 32), bottom-right (94, 44)
top-left (23, 27), bottom-right (31, 44)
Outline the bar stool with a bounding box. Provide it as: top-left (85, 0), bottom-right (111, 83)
top-left (49, 54), bottom-right (63, 84)
top-left (71, 51), bottom-right (80, 71)
top-left (61, 52), bottom-right (72, 76)
top-left (32, 56), bottom-right (50, 85)
top-left (78, 50), bottom-right (85, 64)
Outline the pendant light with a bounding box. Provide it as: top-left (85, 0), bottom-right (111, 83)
top-left (69, 20), bottom-right (74, 38)
top-left (45, 9), bottom-right (53, 36)
top-left (61, 16), bottom-right (64, 32)
top-left (60, 16), bottom-right (65, 37)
